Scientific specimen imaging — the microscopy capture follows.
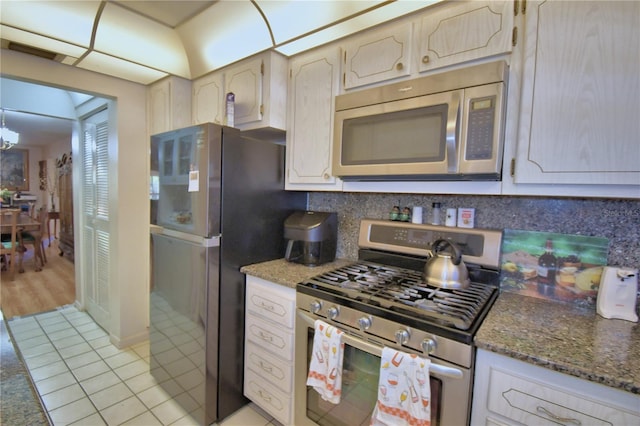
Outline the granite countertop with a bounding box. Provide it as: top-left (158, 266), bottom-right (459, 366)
top-left (241, 258), bottom-right (354, 288)
top-left (475, 291), bottom-right (640, 394)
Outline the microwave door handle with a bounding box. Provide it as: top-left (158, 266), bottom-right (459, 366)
top-left (297, 310), bottom-right (463, 380)
top-left (445, 92), bottom-right (462, 173)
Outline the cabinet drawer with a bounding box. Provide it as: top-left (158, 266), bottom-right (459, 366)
top-left (246, 276), bottom-right (295, 328)
top-left (245, 313), bottom-right (294, 361)
top-left (487, 367), bottom-right (640, 425)
top-left (245, 341), bottom-right (293, 393)
top-left (244, 368), bottom-right (292, 425)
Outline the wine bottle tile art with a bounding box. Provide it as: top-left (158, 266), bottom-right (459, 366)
top-left (500, 229), bottom-right (609, 306)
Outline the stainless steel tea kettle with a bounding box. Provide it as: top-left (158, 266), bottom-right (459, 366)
top-left (423, 239), bottom-right (470, 289)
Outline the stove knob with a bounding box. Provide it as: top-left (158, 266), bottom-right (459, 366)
top-left (421, 338), bottom-right (437, 354)
top-left (394, 329), bottom-right (411, 346)
top-left (327, 306), bottom-right (340, 320)
top-left (309, 300), bottom-right (322, 314)
top-left (357, 316), bottom-right (372, 331)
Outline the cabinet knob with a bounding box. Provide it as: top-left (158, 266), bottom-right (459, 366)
top-left (323, 173), bottom-right (330, 180)
top-left (396, 62), bottom-right (404, 71)
top-left (422, 55), bottom-right (430, 64)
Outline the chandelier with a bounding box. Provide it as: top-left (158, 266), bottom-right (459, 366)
top-left (1, 109), bottom-right (20, 150)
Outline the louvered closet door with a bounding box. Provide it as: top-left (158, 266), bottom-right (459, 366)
top-left (81, 108), bottom-right (111, 332)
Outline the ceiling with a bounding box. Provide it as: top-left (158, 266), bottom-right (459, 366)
top-left (1, 109), bottom-right (74, 148)
top-left (0, 0), bottom-right (440, 84)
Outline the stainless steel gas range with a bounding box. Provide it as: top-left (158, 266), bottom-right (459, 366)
top-left (294, 219), bottom-right (503, 426)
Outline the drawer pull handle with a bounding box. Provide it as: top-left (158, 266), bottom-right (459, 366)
top-left (259, 331), bottom-right (273, 342)
top-left (258, 390), bottom-right (272, 402)
top-left (259, 361), bottom-right (273, 373)
top-left (537, 406), bottom-right (581, 425)
top-left (260, 302), bottom-right (275, 311)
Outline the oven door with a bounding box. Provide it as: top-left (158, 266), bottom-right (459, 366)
top-left (294, 310), bottom-right (472, 426)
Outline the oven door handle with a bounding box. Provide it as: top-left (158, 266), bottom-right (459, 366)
top-left (298, 311), bottom-right (464, 380)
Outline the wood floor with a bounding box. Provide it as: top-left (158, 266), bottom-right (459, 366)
top-left (0, 238), bottom-right (75, 319)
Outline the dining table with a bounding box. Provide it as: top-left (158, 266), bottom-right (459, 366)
top-left (0, 211), bottom-right (45, 274)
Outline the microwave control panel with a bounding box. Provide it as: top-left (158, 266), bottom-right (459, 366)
top-left (465, 95), bottom-right (496, 160)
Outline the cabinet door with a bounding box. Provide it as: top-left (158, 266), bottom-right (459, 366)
top-left (513, 0), bottom-right (640, 186)
top-left (148, 79), bottom-right (171, 135)
top-left (224, 57), bottom-right (263, 126)
top-left (418, 1), bottom-right (514, 72)
top-left (148, 76), bottom-right (192, 134)
top-left (471, 349), bottom-right (640, 425)
top-left (192, 71), bottom-right (224, 125)
top-left (286, 46), bottom-right (343, 190)
top-left (343, 21), bottom-right (412, 89)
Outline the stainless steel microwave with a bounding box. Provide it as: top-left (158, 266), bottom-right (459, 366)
top-left (333, 61), bottom-right (508, 181)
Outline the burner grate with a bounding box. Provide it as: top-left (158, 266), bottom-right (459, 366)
top-left (305, 261), bottom-right (496, 330)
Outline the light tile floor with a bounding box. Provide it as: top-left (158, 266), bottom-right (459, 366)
top-left (6, 305), bottom-right (277, 426)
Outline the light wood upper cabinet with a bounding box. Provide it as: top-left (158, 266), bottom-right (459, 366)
top-left (418, 1), bottom-right (514, 72)
top-left (343, 21), bottom-right (413, 89)
top-left (192, 70), bottom-right (224, 125)
top-left (286, 45), bottom-right (343, 191)
top-left (224, 51), bottom-right (288, 131)
top-left (512, 0), bottom-right (640, 188)
top-left (147, 76), bottom-right (192, 135)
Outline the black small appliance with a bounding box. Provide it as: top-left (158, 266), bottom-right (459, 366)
top-left (284, 211), bottom-right (337, 266)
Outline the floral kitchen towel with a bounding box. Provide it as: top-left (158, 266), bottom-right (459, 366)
top-left (306, 319), bottom-right (345, 404)
top-left (371, 347), bottom-right (431, 426)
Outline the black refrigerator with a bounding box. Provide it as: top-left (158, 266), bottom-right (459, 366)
top-left (149, 123), bottom-right (306, 425)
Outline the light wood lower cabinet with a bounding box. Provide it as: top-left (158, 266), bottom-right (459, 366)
top-left (244, 275), bottom-right (296, 425)
top-left (471, 349), bottom-right (640, 425)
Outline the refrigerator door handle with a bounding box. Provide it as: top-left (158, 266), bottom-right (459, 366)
top-left (160, 227), bottom-right (221, 247)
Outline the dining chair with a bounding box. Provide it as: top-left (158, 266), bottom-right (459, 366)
top-left (0, 209), bottom-right (20, 280)
top-left (18, 207), bottom-right (48, 273)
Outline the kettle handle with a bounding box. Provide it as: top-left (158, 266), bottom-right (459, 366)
top-left (432, 239), bottom-right (463, 265)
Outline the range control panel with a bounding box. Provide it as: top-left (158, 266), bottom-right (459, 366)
top-left (358, 219), bottom-right (503, 269)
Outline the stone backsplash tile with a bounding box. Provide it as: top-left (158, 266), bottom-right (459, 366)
top-left (308, 193), bottom-right (640, 269)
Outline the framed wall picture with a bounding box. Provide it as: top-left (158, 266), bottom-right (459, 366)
top-left (0, 148), bottom-right (29, 191)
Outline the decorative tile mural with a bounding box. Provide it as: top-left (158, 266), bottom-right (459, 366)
top-left (500, 229), bottom-right (609, 306)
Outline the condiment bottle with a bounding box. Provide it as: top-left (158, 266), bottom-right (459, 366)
top-left (431, 202), bottom-right (441, 225)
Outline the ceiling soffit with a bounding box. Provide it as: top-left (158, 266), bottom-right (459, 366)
top-left (0, 1), bottom-right (439, 85)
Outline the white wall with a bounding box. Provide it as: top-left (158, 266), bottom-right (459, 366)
top-left (1, 49), bottom-right (150, 347)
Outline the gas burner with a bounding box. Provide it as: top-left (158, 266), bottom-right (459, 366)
top-left (304, 261), bottom-right (496, 330)
top-left (297, 219), bottom-right (503, 345)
